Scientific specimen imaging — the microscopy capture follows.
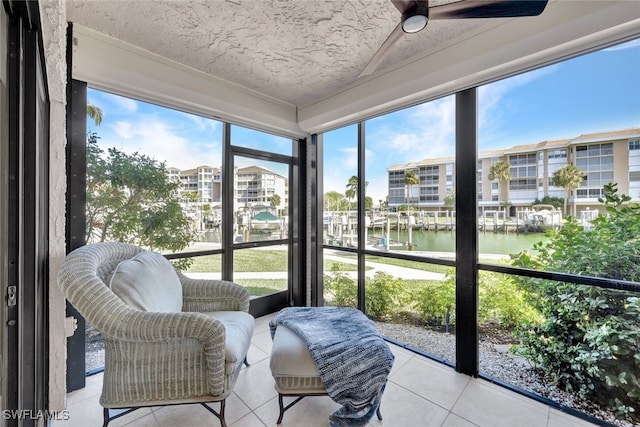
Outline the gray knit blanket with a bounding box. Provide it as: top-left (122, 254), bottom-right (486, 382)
top-left (269, 306), bottom-right (394, 426)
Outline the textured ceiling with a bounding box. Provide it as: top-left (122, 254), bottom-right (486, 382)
top-left (66, 0), bottom-right (490, 106)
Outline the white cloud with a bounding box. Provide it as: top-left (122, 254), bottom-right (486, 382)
top-left (112, 121), bottom-right (134, 139)
top-left (340, 147), bottom-right (358, 170)
top-left (98, 92), bottom-right (138, 114)
top-left (99, 116), bottom-right (222, 169)
top-left (384, 96), bottom-right (456, 160)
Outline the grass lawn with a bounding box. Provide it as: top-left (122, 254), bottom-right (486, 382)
top-left (184, 249), bottom-right (359, 273)
top-left (234, 279), bottom-right (288, 296)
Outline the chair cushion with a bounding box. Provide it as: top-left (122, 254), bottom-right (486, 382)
top-left (207, 311), bottom-right (254, 375)
top-left (109, 251), bottom-right (183, 312)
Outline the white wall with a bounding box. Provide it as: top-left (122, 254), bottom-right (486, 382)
top-left (39, 0), bottom-right (67, 411)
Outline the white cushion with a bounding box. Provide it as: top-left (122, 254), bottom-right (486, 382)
top-left (109, 251), bottom-right (182, 312)
top-left (270, 325), bottom-right (326, 393)
top-left (270, 325), bottom-right (321, 377)
top-left (206, 311), bottom-right (255, 375)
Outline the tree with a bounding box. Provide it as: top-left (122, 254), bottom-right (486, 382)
top-left (270, 194), bottom-right (281, 208)
top-left (182, 191), bottom-right (200, 208)
top-left (552, 164), bottom-right (585, 217)
top-left (87, 103), bottom-right (103, 126)
top-left (444, 189), bottom-right (455, 208)
top-left (86, 133), bottom-right (196, 252)
top-left (345, 175), bottom-right (358, 210)
top-left (364, 196), bottom-right (373, 210)
top-left (404, 169), bottom-right (419, 211)
top-left (324, 191), bottom-right (346, 211)
top-left (488, 161), bottom-right (511, 210)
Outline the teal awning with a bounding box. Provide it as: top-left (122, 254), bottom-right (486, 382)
top-left (252, 211), bottom-right (279, 221)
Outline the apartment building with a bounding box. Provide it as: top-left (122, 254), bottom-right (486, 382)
top-left (167, 165), bottom-right (288, 210)
top-left (167, 165), bottom-right (222, 204)
top-left (388, 128), bottom-right (640, 214)
top-left (235, 165), bottom-right (288, 210)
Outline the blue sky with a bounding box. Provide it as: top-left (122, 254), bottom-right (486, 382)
top-left (89, 38), bottom-right (640, 203)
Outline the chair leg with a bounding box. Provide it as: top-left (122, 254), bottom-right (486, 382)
top-left (219, 400), bottom-right (227, 427)
top-left (103, 408), bottom-right (110, 427)
top-left (201, 400), bottom-right (227, 427)
top-left (277, 394), bottom-right (285, 424)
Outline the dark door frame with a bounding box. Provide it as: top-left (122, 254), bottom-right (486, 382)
top-left (3, 0), bottom-right (50, 424)
top-left (64, 75), bottom-right (87, 391)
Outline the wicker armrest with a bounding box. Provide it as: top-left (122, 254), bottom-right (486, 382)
top-left (178, 272), bottom-right (250, 312)
top-left (101, 308), bottom-right (225, 344)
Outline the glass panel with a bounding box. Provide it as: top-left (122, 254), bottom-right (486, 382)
top-left (478, 37), bottom-right (640, 425)
top-left (231, 123), bottom-right (292, 155)
top-left (233, 156), bottom-right (288, 243)
top-left (86, 88), bottom-right (223, 252)
top-left (479, 272), bottom-right (639, 426)
top-left (364, 96), bottom-right (456, 258)
top-left (366, 255), bottom-right (456, 365)
top-left (478, 38), bottom-right (639, 268)
top-left (233, 246), bottom-right (288, 296)
top-left (322, 124), bottom-right (358, 248)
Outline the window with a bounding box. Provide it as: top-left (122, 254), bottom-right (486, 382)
top-left (509, 178), bottom-right (537, 190)
top-left (577, 188), bottom-right (606, 198)
top-left (420, 186), bottom-right (439, 202)
top-left (548, 149), bottom-right (567, 159)
top-left (509, 153), bottom-right (536, 166)
top-left (478, 38), bottom-right (640, 426)
top-left (420, 166), bottom-right (439, 185)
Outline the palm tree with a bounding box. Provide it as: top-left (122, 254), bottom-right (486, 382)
top-left (552, 164), bottom-right (585, 217)
top-left (324, 191), bottom-right (345, 211)
top-left (345, 175), bottom-right (358, 211)
top-left (404, 169), bottom-right (419, 211)
top-left (268, 194), bottom-right (282, 217)
top-left (488, 160), bottom-right (512, 211)
top-left (87, 103), bottom-right (103, 126)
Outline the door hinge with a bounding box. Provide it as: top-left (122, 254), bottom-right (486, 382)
top-left (7, 286), bottom-right (16, 307)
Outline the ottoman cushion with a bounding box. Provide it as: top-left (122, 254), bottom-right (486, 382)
top-left (270, 325), bottom-right (326, 394)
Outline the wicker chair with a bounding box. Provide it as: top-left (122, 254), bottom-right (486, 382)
top-left (58, 242), bottom-right (254, 427)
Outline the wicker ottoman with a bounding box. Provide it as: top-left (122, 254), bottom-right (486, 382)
top-left (269, 323), bottom-right (383, 424)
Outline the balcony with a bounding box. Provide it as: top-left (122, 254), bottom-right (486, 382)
top-left (56, 314), bottom-right (596, 427)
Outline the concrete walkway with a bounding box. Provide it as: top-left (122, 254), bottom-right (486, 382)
top-left (323, 254), bottom-right (446, 280)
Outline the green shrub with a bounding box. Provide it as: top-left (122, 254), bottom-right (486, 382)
top-left (323, 263), bottom-right (357, 308)
top-left (478, 272), bottom-right (542, 328)
top-left (414, 273), bottom-right (456, 328)
top-left (365, 271), bottom-right (405, 318)
top-left (512, 183), bottom-right (640, 420)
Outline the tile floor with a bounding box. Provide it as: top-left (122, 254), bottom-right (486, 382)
top-left (55, 314), bottom-right (598, 427)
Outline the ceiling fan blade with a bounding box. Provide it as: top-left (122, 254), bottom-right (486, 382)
top-left (391, 0), bottom-right (419, 14)
top-left (359, 22), bottom-right (405, 77)
top-left (429, 0), bottom-right (548, 20)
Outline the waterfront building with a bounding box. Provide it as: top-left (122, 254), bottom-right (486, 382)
top-left (388, 128), bottom-right (640, 215)
top-left (167, 164), bottom-right (288, 212)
